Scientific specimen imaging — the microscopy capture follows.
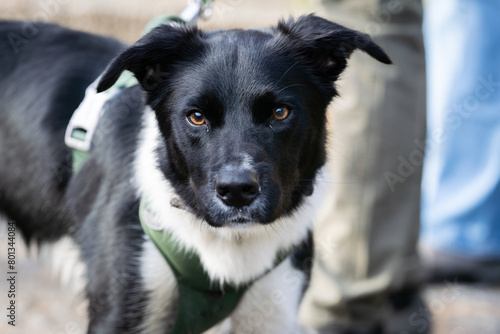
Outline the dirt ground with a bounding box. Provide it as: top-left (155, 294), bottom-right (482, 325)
top-left (1, 1), bottom-right (499, 333)
top-left (1, 226), bottom-right (500, 334)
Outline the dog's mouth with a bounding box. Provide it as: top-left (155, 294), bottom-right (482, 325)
top-left (227, 210), bottom-right (272, 225)
top-left (200, 204), bottom-right (275, 227)
top-left (169, 196), bottom-right (258, 226)
top-left (204, 213), bottom-right (259, 228)
top-left (227, 216), bottom-right (250, 223)
top-left (226, 217), bottom-right (254, 226)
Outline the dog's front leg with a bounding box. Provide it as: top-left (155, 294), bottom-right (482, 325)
top-left (226, 259), bottom-right (306, 334)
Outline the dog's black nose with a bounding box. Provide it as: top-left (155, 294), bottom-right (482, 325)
top-left (215, 170), bottom-right (260, 208)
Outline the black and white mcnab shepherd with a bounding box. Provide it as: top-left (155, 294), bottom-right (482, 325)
top-left (0, 15), bottom-right (390, 334)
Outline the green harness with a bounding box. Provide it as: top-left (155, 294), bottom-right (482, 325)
top-left (67, 8), bottom-right (293, 333)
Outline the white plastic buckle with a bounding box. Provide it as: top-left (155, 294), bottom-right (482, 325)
top-left (64, 78), bottom-right (119, 152)
top-left (180, 0), bottom-right (213, 23)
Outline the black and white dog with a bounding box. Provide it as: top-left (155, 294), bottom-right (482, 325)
top-left (0, 16), bottom-right (390, 334)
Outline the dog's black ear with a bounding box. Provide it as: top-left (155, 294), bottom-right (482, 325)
top-left (97, 25), bottom-right (203, 93)
top-left (276, 14), bottom-right (392, 80)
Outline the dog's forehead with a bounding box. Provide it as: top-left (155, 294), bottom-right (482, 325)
top-left (201, 29), bottom-right (297, 79)
top-left (180, 29), bottom-right (305, 97)
top-left (204, 28), bottom-right (272, 53)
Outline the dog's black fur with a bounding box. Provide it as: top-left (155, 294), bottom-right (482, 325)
top-left (0, 16), bottom-right (390, 333)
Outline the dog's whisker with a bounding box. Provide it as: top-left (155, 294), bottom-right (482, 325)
top-left (276, 83), bottom-right (307, 94)
top-left (269, 223), bottom-right (285, 242)
top-left (263, 224), bottom-right (272, 239)
top-left (276, 60), bottom-right (300, 86)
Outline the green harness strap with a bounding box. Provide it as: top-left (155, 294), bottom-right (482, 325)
top-left (69, 129), bottom-right (90, 173)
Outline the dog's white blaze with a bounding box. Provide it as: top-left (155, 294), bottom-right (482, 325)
top-left (240, 153), bottom-right (255, 171)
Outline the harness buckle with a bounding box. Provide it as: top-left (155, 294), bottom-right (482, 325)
top-left (64, 78), bottom-right (119, 152)
top-left (180, 0), bottom-right (214, 23)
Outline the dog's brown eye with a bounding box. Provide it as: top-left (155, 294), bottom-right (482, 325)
top-left (188, 111), bottom-right (206, 126)
top-left (273, 106), bottom-right (291, 121)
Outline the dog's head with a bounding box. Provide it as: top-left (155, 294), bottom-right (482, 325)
top-left (98, 15), bottom-right (390, 228)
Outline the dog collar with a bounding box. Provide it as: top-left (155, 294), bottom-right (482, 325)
top-left (139, 199), bottom-right (292, 334)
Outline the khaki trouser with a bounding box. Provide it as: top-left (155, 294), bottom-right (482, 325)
top-left (298, 0), bottom-right (426, 330)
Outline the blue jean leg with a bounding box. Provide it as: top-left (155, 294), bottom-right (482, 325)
top-left (421, 0), bottom-right (500, 258)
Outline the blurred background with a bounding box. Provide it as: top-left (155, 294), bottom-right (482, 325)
top-left (0, 0), bottom-right (302, 41)
top-left (1, 0), bottom-right (499, 333)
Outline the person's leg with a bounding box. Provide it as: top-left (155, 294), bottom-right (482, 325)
top-left (420, 0), bottom-right (500, 281)
top-left (299, 0), bottom-right (427, 332)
